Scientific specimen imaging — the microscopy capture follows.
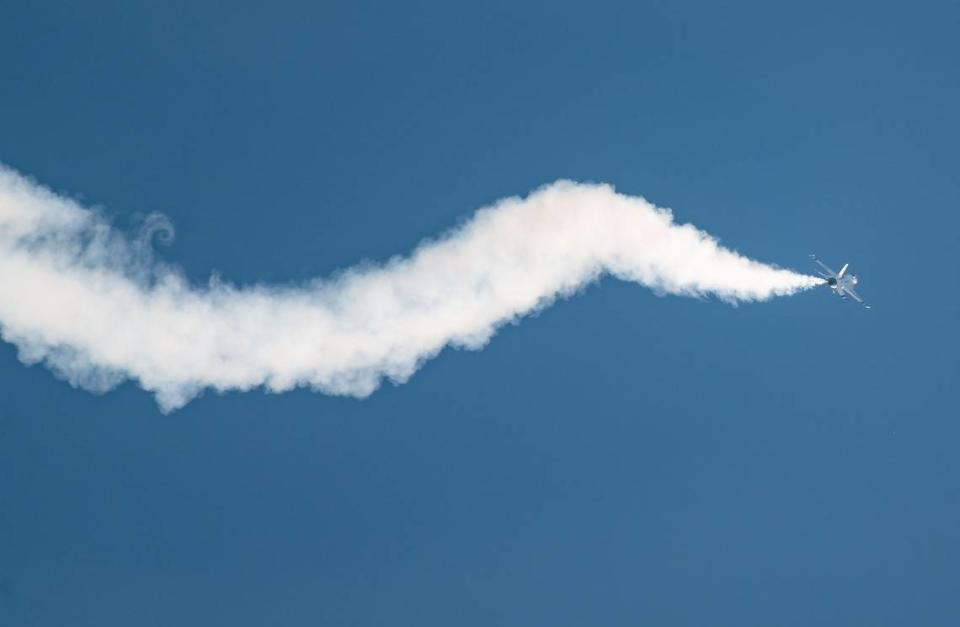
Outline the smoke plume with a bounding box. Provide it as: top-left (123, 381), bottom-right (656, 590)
top-left (0, 165), bottom-right (822, 410)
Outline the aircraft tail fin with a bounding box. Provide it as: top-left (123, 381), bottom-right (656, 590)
top-left (812, 256), bottom-right (836, 277)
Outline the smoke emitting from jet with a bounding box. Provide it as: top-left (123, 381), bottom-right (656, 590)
top-left (0, 165), bottom-right (824, 411)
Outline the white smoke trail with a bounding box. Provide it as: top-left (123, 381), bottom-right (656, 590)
top-left (0, 165), bottom-right (822, 411)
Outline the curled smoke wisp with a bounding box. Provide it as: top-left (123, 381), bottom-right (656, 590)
top-left (0, 165), bottom-right (823, 411)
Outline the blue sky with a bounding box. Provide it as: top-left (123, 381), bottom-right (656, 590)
top-left (1, 1), bottom-right (958, 625)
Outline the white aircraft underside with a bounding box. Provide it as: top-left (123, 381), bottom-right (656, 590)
top-left (811, 255), bottom-right (870, 309)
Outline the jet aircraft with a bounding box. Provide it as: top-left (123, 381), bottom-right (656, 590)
top-left (810, 254), bottom-right (870, 309)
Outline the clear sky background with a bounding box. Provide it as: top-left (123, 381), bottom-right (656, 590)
top-left (1, 1), bottom-right (958, 625)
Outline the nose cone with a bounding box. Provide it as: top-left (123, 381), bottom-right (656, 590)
top-left (852, 275), bottom-right (858, 284)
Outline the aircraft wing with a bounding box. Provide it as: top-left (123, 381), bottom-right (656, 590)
top-left (844, 287), bottom-right (863, 303)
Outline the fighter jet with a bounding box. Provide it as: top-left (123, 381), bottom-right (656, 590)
top-left (810, 254), bottom-right (870, 309)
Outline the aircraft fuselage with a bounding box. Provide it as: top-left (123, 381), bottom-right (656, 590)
top-left (810, 254), bottom-right (869, 308)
